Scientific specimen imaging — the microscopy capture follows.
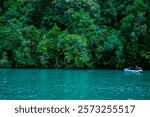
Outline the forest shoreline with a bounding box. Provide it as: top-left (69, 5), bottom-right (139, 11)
top-left (1, 0), bottom-right (150, 69)
top-left (0, 67), bottom-right (149, 70)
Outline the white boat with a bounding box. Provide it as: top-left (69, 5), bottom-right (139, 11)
top-left (124, 68), bottom-right (143, 74)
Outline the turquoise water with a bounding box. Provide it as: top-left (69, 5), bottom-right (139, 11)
top-left (0, 69), bottom-right (150, 100)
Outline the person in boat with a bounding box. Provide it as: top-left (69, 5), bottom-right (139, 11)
top-left (138, 67), bottom-right (142, 70)
top-left (128, 67), bottom-right (134, 70)
top-left (135, 66), bottom-right (142, 70)
top-left (135, 66), bottom-right (138, 70)
top-left (128, 66), bottom-right (142, 70)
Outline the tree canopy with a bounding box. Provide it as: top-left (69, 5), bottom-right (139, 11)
top-left (0, 0), bottom-right (150, 69)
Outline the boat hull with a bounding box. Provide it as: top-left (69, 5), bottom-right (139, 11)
top-left (124, 68), bottom-right (143, 74)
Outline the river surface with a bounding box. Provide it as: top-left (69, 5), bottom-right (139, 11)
top-left (0, 69), bottom-right (150, 100)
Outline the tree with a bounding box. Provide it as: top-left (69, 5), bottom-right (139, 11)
top-left (95, 28), bottom-right (124, 68)
top-left (36, 25), bottom-right (61, 68)
top-left (0, 52), bottom-right (11, 67)
top-left (0, 0), bottom-right (150, 69)
top-left (120, 0), bottom-right (147, 67)
top-left (0, 19), bottom-right (41, 67)
top-left (13, 25), bottom-right (41, 67)
top-left (0, 20), bottom-right (23, 67)
top-left (57, 32), bottom-right (92, 68)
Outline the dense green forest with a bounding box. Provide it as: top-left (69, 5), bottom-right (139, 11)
top-left (0, 0), bottom-right (150, 69)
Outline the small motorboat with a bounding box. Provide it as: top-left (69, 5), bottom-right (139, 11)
top-left (124, 68), bottom-right (143, 74)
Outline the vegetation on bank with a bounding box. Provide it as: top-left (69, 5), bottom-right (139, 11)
top-left (0, 0), bottom-right (150, 69)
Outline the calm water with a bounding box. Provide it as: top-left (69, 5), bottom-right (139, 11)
top-left (0, 69), bottom-right (150, 100)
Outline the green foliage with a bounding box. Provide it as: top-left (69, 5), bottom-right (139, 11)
top-left (0, 0), bottom-right (150, 69)
top-left (13, 25), bottom-right (41, 67)
top-left (95, 29), bottom-right (124, 68)
top-left (36, 25), bottom-right (61, 68)
top-left (120, 0), bottom-right (148, 67)
top-left (0, 19), bottom-right (41, 67)
top-left (41, 0), bottom-right (99, 29)
top-left (66, 9), bottom-right (95, 34)
top-left (57, 32), bottom-right (92, 68)
top-left (0, 20), bottom-right (22, 52)
top-left (0, 52), bottom-right (11, 67)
